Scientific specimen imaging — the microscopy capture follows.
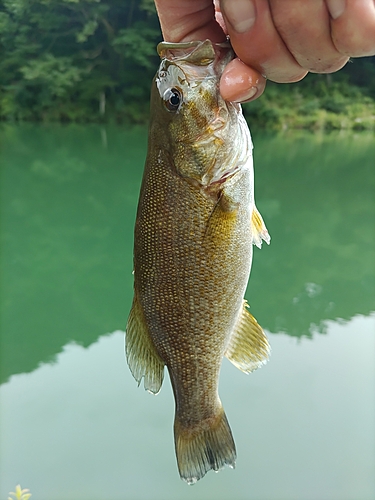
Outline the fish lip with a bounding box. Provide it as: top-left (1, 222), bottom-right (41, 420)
top-left (157, 40), bottom-right (234, 74)
top-left (157, 40), bottom-right (231, 58)
top-left (157, 41), bottom-right (202, 56)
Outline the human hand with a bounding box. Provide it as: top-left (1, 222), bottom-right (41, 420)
top-left (154, 0), bottom-right (375, 102)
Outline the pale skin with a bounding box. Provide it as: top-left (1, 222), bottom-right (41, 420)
top-left (154, 0), bottom-right (375, 102)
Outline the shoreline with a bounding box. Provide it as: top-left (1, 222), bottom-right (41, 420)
top-left (1, 85), bottom-right (374, 132)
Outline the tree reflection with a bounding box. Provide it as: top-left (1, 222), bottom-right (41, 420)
top-left (1, 126), bottom-right (374, 383)
top-left (248, 131), bottom-right (375, 337)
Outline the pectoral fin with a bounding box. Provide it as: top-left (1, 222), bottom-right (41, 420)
top-left (225, 300), bottom-right (270, 373)
top-left (125, 294), bottom-right (164, 394)
top-left (251, 206), bottom-right (270, 248)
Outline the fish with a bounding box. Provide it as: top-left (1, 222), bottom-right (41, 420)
top-left (126, 39), bottom-right (270, 485)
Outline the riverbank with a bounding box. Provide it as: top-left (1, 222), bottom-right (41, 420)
top-left (1, 72), bottom-right (375, 131)
top-left (2, 0), bottom-right (374, 131)
top-left (2, 80), bottom-right (374, 131)
top-left (243, 77), bottom-right (375, 131)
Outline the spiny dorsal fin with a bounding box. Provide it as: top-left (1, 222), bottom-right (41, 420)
top-left (125, 294), bottom-right (164, 394)
top-left (225, 300), bottom-right (270, 373)
top-left (251, 206), bottom-right (270, 249)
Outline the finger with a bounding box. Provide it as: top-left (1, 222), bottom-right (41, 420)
top-left (269, 0), bottom-right (349, 73)
top-left (214, 0), bottom-right (228, 35)
top-left (154, 0), bottom-right (226, 43)
top-left (220, 0), bottom-right (307, 83)
top-left (327, 0), bottom-right (375, 56)
top-left (220, 58), bottom-right (266, 102)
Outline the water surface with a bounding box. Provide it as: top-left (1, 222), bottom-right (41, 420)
top-left (1, 125), bottom-right (374, 500)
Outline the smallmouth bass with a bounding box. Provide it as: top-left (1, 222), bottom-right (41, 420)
top-left (126, 40), bottom-right (270, 484)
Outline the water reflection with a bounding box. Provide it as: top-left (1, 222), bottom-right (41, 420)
top-left (1, 318), bottom-right (374, 500)
top-left (1, 125), bottom-right (374, 383)
top-left (250, 131), bottom-right (375, 337)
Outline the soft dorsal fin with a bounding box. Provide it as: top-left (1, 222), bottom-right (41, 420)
top-left (225, 300), bottom-right (270, 373)
top-left (251, 206), bottom-right (270, 249)
top-left (125, 294), bottom-right (165, 394)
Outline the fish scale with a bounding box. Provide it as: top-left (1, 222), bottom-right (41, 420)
top-left (126, 39), bottom-right (271, 484)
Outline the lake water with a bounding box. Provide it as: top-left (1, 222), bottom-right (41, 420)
top-left (1, 125), bottom-right (374, 500)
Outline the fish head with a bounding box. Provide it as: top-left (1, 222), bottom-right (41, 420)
top-left (151, 40), bottom-right (252, 188)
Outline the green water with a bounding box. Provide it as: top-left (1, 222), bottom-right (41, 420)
top-left (1, 125), bottom-right (374, 500)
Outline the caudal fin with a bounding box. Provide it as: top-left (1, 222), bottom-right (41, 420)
top-left (174, 407), bottom-right (236, 484)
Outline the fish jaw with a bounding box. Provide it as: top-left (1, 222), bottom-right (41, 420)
top-left (157, 39), bottom-right (233, 77)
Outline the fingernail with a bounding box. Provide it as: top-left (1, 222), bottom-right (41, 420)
top-left (222, 0), bottom-right (256, 33)
top-left (234, 87), bottom-right (258, 103)
top-left (326, 0), bottom-right (346, 19)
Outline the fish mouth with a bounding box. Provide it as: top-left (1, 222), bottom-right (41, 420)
top-left (157, 40), bottom-right (231, 53)
top-left (156, 40), bottom-right (245, 188)
top-left (157, 40), bottom-right (232, 64)
top-left (157, 40), bottom-right (234, 79)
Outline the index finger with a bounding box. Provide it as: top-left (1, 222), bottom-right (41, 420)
top-left (154, 0), bottom-right (226, 43)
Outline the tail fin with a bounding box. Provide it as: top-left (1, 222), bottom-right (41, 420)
top-left (174, 407), bottom-right (236, 485)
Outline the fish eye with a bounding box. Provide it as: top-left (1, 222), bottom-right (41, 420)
top-left (163, 87), bottom-right (182, 112)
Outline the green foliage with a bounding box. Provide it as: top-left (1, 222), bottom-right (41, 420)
top-left (21, 55), bottom-right (84, 97)
top-left (8, 485), bottom-right (31, 500)
top-left (76, 19), bottom-right (99, 43)
top-left (0, 0), bottom-right (161, 121)
top-left (0, 0), bottom-right (374, 125)
top-left (244, 64), bottom-right (375, 131)
top-left (113, 23), bottom-right (160, 69)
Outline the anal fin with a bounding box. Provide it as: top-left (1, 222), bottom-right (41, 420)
top-left (225, 300), bottom-right (270, 373)
top-left (125, 294), bottom-right (164, 394)
top-left (251, 205), bottom-right (270, 248)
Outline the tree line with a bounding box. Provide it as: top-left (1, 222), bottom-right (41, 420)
top-left (0, 0), bottom-right (160, 122)
top-left (1, 0), bottom-right (374, 124)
